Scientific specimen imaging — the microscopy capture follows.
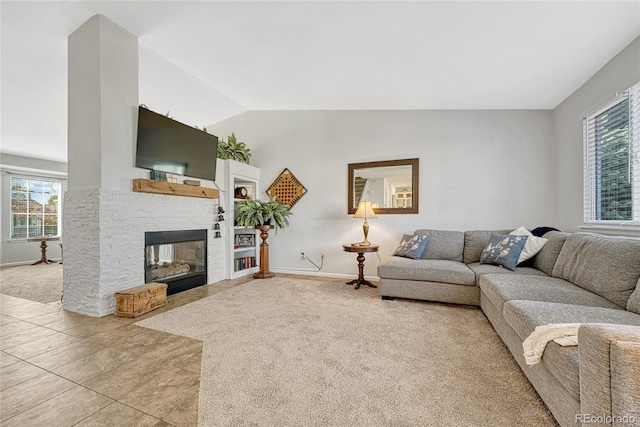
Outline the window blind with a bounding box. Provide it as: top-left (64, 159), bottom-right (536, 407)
top-left (583, 82), bottom-right (640, 224)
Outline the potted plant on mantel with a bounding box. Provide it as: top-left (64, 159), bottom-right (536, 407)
top-left (235, 196), bottom-right (292, 279)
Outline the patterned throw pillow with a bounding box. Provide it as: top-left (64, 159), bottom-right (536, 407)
top-left (393, 234), bottom-right (430, 259)
top-left (479, 233), bottom-right (529, 271)
top-left (393, 234), bottom-right (414, 257)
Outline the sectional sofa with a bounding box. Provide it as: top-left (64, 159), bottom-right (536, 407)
top-left (377, 229), bottom-right (640, 427)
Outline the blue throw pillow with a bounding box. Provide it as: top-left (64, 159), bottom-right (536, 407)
top-left (393, 234), bottom-right (414, 257)
top-left (479, 233), bottom-right (528, 271)
top-left (393, 234), bottom-right (430, 259)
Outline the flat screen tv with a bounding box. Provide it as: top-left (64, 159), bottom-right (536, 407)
top-left (135, 106), bottom-right (218, 181)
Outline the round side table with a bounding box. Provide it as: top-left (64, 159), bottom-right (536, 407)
top-left (342, 243), bottom-right (379, 289)
top-left (27, 236), bottom-right (60, 265)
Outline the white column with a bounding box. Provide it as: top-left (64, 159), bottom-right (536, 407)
top-left (64, 15), bottom-right (138, 316)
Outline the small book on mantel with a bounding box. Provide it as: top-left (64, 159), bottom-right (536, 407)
top-left (183, 179), bottom-right (201, 186)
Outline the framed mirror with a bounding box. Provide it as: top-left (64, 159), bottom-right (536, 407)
top-left (348, 158), bottom-right (419, 214)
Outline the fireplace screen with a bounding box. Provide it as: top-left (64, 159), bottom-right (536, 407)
top-left (144, 229), bottom-right (207, 295)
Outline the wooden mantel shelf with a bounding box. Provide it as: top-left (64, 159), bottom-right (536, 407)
top-left (133, 179), bottom-right (219, 199)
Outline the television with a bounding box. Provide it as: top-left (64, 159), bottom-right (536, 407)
top-left (135, 106), bottom-right (218, 182)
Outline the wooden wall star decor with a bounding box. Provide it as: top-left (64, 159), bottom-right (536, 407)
top-left (266, 168), bottom-right (307, 209)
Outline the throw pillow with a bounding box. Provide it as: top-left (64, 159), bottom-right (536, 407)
top-left (479, 233), bottom-right (529, 271)
top-left (509, 226), bottom-right (548, 264)
top-left (530, 226), bottom-right (560, 237)
top-left (393, 234), bottom-right (414, 257)
top-left (393, 234), bottom-right (430, 259)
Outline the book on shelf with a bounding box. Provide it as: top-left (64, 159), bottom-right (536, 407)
top-left (234, 256), bottom-right (256, 272)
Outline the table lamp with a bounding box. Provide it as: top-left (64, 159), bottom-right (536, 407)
top-left (353, 201), bottom-right (377, 246)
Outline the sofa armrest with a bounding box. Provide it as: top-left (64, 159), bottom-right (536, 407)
top-left (578, 324), bottom-right (640, 426)
top-left (610, 340), bottom-right (640, 426)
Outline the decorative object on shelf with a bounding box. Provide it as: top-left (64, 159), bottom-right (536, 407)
top-left (235, 233), bottom-right (255, 248)
top-left (353, 201), bottom-right (377, 247)
top-left (183, 179), bottom-right (201, 186)
top-left (266, 168), bottom-right (307, 209)
top-left (149, 170), bottom-right (168, 181)
top-left (234, 186), bottom-right (249, 199)
top-left (217, 133), bottom-right (251, 164)
top-left (235, 196), bottom-right (292, 230)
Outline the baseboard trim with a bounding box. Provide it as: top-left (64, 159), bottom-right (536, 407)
top-left (1, 259), bottom-right (61, 268)
top-left (270, 268), bottom-right (379, 282)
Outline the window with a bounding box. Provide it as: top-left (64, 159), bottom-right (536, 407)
top-left (583, 82), bottom-right (640, 224)
top-left (10, 176), bottom-right (61, 239)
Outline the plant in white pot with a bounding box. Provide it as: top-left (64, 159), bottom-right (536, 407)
top-left (217, 133), bottom-right (251, 164)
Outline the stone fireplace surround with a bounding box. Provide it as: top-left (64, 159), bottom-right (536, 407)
top-left (62, 188), bottom-right (225, 317)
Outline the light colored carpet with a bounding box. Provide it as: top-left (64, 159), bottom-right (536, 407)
top-left (136, 278), bottom-right (557, 426)
top-left (0, 263), bottom-right (63, 304)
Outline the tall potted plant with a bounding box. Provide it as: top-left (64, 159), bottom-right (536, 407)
top-left (235, 196), bottom-right (292, 279)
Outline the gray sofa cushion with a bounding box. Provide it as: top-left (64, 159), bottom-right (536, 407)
top-left (377, 256), bottom-right (475, 286)
top-left (552, 233), bottom-right (640, 308)
top-left (463, 229), bottom-right (512, 264)
top-left (503, 300), bottom-right (640, 341)
top-left (628, 278), bottom-right (640, 315)
top-left (467, 263), bottom-right (547, 286)
top-left (531, 231), bottom-right (570, 276)
top-left (479, 274), bottom-right (621, 313)
top-left (413, 229), bottom-right (464, 261)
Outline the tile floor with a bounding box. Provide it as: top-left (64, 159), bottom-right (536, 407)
top-left (0, 275), bottom-right (255, 426)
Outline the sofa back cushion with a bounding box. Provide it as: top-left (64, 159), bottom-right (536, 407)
top-left (414, 229), bottom-right (464, 261)
top-left (463, 229), bottom-right (512, 264)
top-left (552, 233), bottom-right (640, 308)
top-left (531, 231), bottom-right (570, 276)
top-left (627, 278), bottom-right (640, 315)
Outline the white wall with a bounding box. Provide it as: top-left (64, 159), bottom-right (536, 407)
top-left (208, 110), bottom-right (555, 278)
top-left (0, 154), bottom-right (67, 266)
top-left (138, 44), bottom-right (246, 132)
top-left (553, 36), bottom-right (640, 234)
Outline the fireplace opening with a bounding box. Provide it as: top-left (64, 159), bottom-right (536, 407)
top-left (144, 229), bottom-right (207, 295)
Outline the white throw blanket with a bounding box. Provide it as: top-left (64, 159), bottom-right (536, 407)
top-left (522, 323), bottom-right (581, 366)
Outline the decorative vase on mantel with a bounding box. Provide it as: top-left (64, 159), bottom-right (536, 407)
top-left (254, 225), bottom-right (275, 279)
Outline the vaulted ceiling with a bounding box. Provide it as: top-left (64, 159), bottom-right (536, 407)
top-left (1, 1), bottom-right (639, 163)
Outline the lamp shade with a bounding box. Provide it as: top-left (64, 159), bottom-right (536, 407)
top-left (353, 201), bottom-right (377, 219)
